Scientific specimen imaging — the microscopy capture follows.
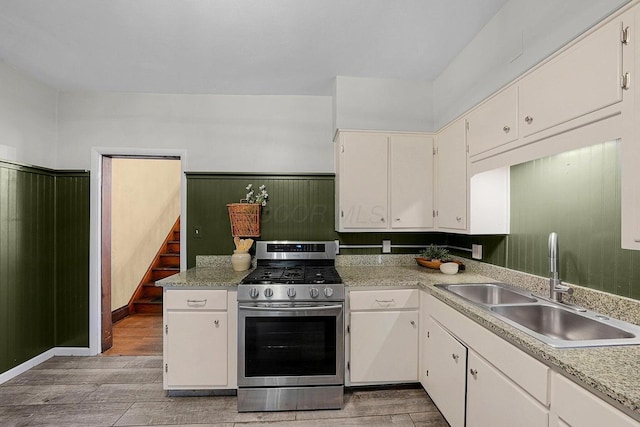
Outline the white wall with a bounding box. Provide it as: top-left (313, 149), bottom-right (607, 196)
top-left (433, 0), bottom-right (629, 130)
top-left (334, 76), bottom-right (433, 132)
top-left (111, 158), bottom-right (181, 310)
top-left (0, 61), bottom-right (57, 168)
top-left (57, 91), bottom-right (333, 172)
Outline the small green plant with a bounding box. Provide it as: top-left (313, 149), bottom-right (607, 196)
top-left (420, 244), bottom-right (450, 261)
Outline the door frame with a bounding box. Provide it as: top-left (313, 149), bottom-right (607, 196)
top-left (89, 147), bottom-right (187, 355)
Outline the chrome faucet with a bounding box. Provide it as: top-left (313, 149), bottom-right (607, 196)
top-left (548, 232), bottom-right (572, 302)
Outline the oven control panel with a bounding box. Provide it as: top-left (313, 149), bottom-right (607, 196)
top-left (238, 284), bottom-right (345, 302)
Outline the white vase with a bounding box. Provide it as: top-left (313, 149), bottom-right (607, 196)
top-left (231, 250), bottom-right (251, 272)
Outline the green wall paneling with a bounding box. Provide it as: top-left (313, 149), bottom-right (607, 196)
top-left (0, 162), bottom-right (55, 372)
top-left (0, 160), bottom-right (89, 374)
top-left (55, 172), bottom-right (90, 347)
top-left (508, 140), bottom-right (640, 300)
top-left (444, 234), bottom-right (507, 267)
top-left (186, 173), bottom-right (337, 265)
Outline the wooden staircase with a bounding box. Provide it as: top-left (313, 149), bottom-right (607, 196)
top-left (129, 218), bottom-right (180, 314)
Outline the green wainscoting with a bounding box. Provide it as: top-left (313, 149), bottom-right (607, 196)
top-left (186, 173), bottom-right (337, 266)
top-left (0, 161), bottom-right (89, 374)
top-left (55, 172), bottom-right (90, 347)
top-left (508, 140), bottom-right (640, 300)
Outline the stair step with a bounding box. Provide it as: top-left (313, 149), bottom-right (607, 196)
top-left (173, 230), bottom-right (180, 240)
top-left (153, 267), bottom-right (180, 280)
top-left (133, 297), bottom-right (163, 314)
top-left (160, 253), bottom-right (180, 268)
top-left (142, 282), bottom-right (163, 298)
top-left (166, 241), bottom-right (180, 253)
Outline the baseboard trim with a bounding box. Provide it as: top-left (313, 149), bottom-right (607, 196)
top-left (0, 347), bottom-right (93, 385)
top-left (112, 305), bottom-right (130, 323)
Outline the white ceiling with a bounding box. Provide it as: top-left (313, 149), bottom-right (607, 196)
top-left (0, 0), bottom-right (508, 95)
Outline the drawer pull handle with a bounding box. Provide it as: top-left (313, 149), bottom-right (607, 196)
top-left (375, 299), bottom-right (395, 306)
top-left (187, 299), bottom-right (207, 305)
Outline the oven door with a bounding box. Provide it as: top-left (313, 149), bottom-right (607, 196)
top-left (238, 302), bottom-right (344, 388)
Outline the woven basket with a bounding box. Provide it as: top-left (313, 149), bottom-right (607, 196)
top-left (227, 203), bottom-right (261, 237)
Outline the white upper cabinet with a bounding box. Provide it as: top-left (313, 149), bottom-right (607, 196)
top-left (390, 134), bottom-right (434, 229)
top-left (435, 119), bottom-right (467, 231)
top-left (336, 131), bottom-right (389, 230)
top-left (335, 130), bottom-right (434, 232)
top-left (519, 15), bottom-right (624, 139)
top-left (467, 85), bottom-right (519, 158)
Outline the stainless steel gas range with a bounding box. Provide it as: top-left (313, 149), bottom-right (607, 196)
top-left (237, 241), bottom-right (345, 412)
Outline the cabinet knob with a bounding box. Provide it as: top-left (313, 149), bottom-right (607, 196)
top-left (470, 368), bottom-right (478, 377)
top-left (214, 320), bottom-right (219, 327)
top-left (410, 320), bottom-right (416, 327)
top-left (452, 353), bottom-right (459, 361)
top-left (456, 216), bottom-right (462, 222)
top-left (380, 217), bottom-right (385, 223)
top-left (503, 125), bottom-right (510, 133)
top-left (524, 115), bottom-right (534, 124)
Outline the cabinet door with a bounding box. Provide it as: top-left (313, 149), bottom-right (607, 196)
top-left (337, 132), bottom-right (389, 229)
top-left (551, 373), bottom-right (639, 427)
top-left (435, 119), bottom-right (467, 230)
top-left (390, 134), bottom-right (434, 229)
top-left (166, 311), bottom-right (228, 388)
top-left (424, 317), bottom-right (467, 427)
top-left (467, 350), bottom-right (548, 427)
top-left (519, 16), bottom-right (623, 138)
top-left (467, 85), bottom-right (518, 157)
top-left (350, 310), bottom-right (418, 383)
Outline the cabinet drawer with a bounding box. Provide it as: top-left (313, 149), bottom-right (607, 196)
top-left (350, 289), bottom-right (419, 310)
top-left (165, 289), bottom-right (227, 310)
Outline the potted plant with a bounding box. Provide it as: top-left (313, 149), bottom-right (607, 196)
top-left (416, 244), bottom-right (451, 269)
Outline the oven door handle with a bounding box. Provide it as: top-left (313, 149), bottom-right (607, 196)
top-left (238, 304), bottom-right (343, 311)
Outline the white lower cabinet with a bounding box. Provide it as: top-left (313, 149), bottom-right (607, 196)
top-left (348, 289), bottom-right (419, 384)
top-left (423, 291), bottom-right (550, 426)
top-left (467, 349), bottom-right (548, 427)
top-left (163, 288), bottom-right (237, 390)
top-left (423, 316), bottom-right (466, 427)
top-left (550, 372), bottom-right (640, 427)
top-left (422, 291), bottom-right (640, 426)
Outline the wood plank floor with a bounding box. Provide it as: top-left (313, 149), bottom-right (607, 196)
top-left (0, 356), bottom-right (448, 426)
top-left (103, 313), bottom-right (163, 356)
top-left (1, 315), bottom-right (449, 425)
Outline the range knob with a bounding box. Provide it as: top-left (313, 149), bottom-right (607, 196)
top-left (309, 287), bottom-right (320, 298)
top-left (249, 288), bottom-right (260, 299)
top-left (287, 287), bottom-right (297, 298)
top-left (264, 288), bottom-right (274, 298)
top-left (324, 287), bottom-right (334, 297)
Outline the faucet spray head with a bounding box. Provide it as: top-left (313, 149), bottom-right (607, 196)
top-left (548, 232), bottom-right (559, 279)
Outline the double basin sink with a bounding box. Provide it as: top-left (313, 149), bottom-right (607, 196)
top-left (435, 283), bottom-right (640, 348)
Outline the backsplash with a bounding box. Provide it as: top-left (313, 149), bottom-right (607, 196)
top-left (507, 140), bottom-right (640, 301)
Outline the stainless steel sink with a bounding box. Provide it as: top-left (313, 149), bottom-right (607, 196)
top-left (490, 304), bottom-right (640, 346)
top-left (436, 283), bottom-right (537, 306)
top-left (435, 282), bottom-right (640, 348)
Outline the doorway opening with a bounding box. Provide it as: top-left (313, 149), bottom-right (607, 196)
top-left (100, 155), bottom-right (181, 355)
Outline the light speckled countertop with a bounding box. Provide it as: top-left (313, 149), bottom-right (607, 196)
top-left (157, 255), bottom-right (640, 421)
